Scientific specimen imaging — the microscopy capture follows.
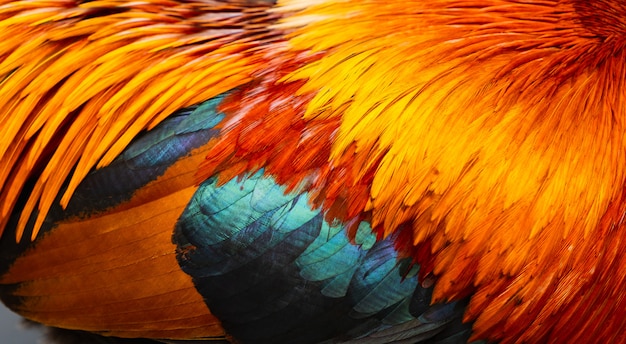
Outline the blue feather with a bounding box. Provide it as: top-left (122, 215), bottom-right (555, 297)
top-left (174, 166), bottom-right (473, 343)
top-left (1, 93), bottom-right (475, 344)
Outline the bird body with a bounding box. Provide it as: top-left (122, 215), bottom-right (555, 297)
top-left (0, 0), bottom-right (625, 343)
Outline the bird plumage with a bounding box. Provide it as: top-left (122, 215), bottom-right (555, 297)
top-left (0, 0), bottom-right (625, 343)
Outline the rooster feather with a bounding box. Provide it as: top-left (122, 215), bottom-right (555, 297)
top-left (0, 0), bottom-right (624, 343)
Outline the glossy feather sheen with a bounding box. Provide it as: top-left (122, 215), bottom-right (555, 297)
top-left (0, 97), bottom-right (231, 340)
top-left (1, 95), bottom-right (474, 343)
top-left (0, 0), bottom-right (280, 241)
top-left (199, 0), bottom-right (626, 343)
top-left (0, 0), bottom-right (624, 343)
top-left (174, 171), bottom-right (472, 343)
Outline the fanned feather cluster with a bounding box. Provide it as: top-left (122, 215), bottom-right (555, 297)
top-left (0, 1), bottom-right (625, 343)
top-left (201, 1), bottom-right (626, 342)
top-left (0, 0), bottom-right (279, 241)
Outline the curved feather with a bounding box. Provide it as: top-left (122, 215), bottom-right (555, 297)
top-left (0, 0), bottom-right (280, 241)
top-left (1, 93), bottom-right (475, 343)
top-left (0, 96), bottom-right (229, 340)
top-left (198, 1), bottom-right (626, 342)
top-left (174, 170), bottom-right (474, 344)
top-left (0, 1), bottom-right (625, 343)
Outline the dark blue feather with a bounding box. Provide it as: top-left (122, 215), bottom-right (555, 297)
top-left (0, 95), bottom-right (223, 286)
top-left (174, 169), bottom-right (475, 343)
top-left (1, 93), bottom-right (476, 344)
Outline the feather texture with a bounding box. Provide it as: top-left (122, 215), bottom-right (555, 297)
top-left (0, 0), bottom-right (280, 241)
top-left (0, 95), bottom-right (230, 340)
top-left (198, 1), bottom-right (626, 342)
top-left (174, 170), bottom-right (474, 343)
top-left (1, 94), bottom-right (474, 343)
top-left (0, 0), bottom-right (625, 343)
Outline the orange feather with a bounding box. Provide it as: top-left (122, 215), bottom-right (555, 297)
top-left (0, 0), bottom-right (625, 343)
top-left (199, 1), bottom-right (626, 342)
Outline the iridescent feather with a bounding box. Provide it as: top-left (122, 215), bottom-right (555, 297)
top-left (0, 1), bottom-right (625, 344)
